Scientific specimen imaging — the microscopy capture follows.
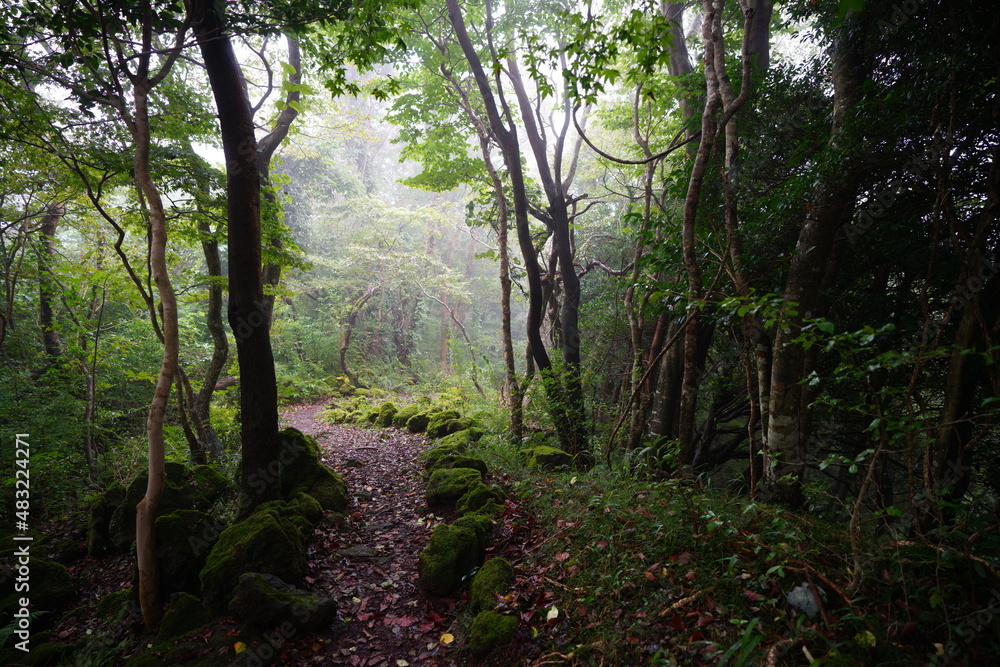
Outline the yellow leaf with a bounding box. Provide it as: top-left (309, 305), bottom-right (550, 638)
top-left (856, 630), bottom-right (876, 648)
top-left (546, 606), bottom-right (559, 621)
top-left (440, 633), bottom-right (455, 645)
top-left (234, 642), bottom-right (247, 654)
top-left (397, 661), bottom-right (410, 666)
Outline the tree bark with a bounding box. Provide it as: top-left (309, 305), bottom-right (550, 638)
top-left (763, 26), bottom-right (865, 507)
top-left (191, 0), bottom-right (281, 513)
top-left (36, 204), bottom-right (64, 361)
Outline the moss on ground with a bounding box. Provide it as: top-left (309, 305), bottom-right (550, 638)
top-left (468, 610), bottom-right (518, 655)
top-left (426, 467), bottom-right (484, 505)
top-left (470, 558), bottom-right (515, 612)
top-left (417, 523), bottom-right (483, 596)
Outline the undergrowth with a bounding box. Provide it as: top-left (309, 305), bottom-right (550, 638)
top-left (472, 436), bottom-right (1000, 666)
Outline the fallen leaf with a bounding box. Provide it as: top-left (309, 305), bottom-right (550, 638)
top-left (396, 661), bottom-right (410, 666)
top-left (554, 552), bottom-right (570, 562)
top-left (440, 633), bottom-right (454, 644)
top-left (546, 606), bottom-right (559, 621)
top-left (234, 642), bottom-right (247, 654)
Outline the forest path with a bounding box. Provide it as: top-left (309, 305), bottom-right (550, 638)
top-left (278, 401), bottom-right (462, 667)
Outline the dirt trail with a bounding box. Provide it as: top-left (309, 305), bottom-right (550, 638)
top-left (279, 402), bottom-right (462, 666)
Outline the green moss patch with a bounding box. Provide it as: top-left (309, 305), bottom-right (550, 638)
top-left (424, 444), bottom-right (467, 470)
top-left (417, 523), bottom-right (483, 596)
top-left (468, 610), bottom-right (518, 655)
top-left (155, 509), bottom-right (221, 596)
top-left (227, 572), bottom-right (337, 631)
top-left (456, 482), bottom-right (506, 516)
top-left (392, 404), bottom-right (423, 428)
top-left (199, 509), bottom-right (307, 610)
top-left (425, 410), bottom-right (461, 438)
top-left (470, 558), bottom-right (516, 612)
top-left (437, 427), bottom-right (484, 448)
top-left (156, 593), bottom-right (210, 642)
top-left (275, 428), bottom-right (349, 512)
top-left (426, 467), bottom-right (484, 506)
top-left (521, 445), bottom-right (574, 469)
top-left (406, 412), bottom-right (431, 433)
top-left (375, 402), bottom-right (397, 427)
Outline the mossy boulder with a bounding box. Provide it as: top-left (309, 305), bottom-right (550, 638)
top-left (424, 444), bottom-right (467, 470)
top-left (87, 482), bottom-right (125, 557)
top-left (456, 482), bottom-right (506, 516)
top-left (97, 462), bottom-right (229, 555)
top-left (406, 412), bottom-right (431, 433)
top-left (275, 428), bottom-right (349, 512)
top-left (425, 410), bottom-right (461, 438)
top-left (470, 558), bottom-right (515, 612)
top-left (156, 593), bottom-right (211, 642)
top-left (468, 610), bottom-right (519, 655)
top-left (4, 640), bottom-right (77, 666)
top-left (521, 445), bottom-right (574, 469)
top-left (375, 402), bottom-right (397, 427)
top-left (392, 404), bottom-right (423, 428)
top-left (0, 557), bottom-right (75, 617)
top-left (426, 467), bottom-right (484, 506)
top-left (417, 523), bottom-right (483, 596)
top-left (428, 453), bottom-right (488, 477)
top-left (227, 573), bottom-right (337, 631)
top-left (199, 509), bottom-right (307, 610)
top-left (452, 513), bottom-right (492, 554)
top-left (154, 509), bottom-right (221, 596)
top-left (437, 427), bottom-right (484, 448)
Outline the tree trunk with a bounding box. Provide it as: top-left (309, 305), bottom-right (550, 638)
top-left (258, 34), bottom-right (302, 328)
top-left (764, 28), bottom-right (865, 507)
top-left (36, 204), bottom-right (64, 361)
top-left (133, 77), bottom-right (178, 631)
top-left (192, 0), bottom-right (281, 513)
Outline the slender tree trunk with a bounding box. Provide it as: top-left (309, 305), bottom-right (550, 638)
top-left (340, 284), bottom-right (380, 388)
top-left (133, 78), bottom-right (178, 630)
top-left (37, 204), bottom-right (64, 361)
top-left (192, 0), bottom-right (281, 513)
top-left (764, 28), bottom-right (865, 507)
top-left (258, 34), bottom-right (302, 328)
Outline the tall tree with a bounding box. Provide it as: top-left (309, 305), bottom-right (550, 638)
top-left (189, 0), bottom-right (282, 511)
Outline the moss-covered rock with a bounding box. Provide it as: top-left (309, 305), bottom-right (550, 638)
top-left (423, 444), bottom-right (467, 470)
top-left (417, 523), bottom-right (482, 596)
top-left (375, 402), bottom-right (397, 427)
top-left (87, 482), bottom-right (125, 557)
top-left (0, 557), bottom-right (75, 614)
top-left (97, 463), bottom-right (229, 556)
top-left (4, 640), bottom-right (77, 666)
top-left (425, 410), bottom-right (461, 438)
top-left (275, 428), bottom-right (349, 512)
top-left (188, 464), bottom-right (230, 508)
top-left (437, 427), bottom-right (484, 448)
top-left (468, 610), bottom-right (518, 655)
top-left (155, 509), bottom-right (220, 596)
top-left (521, 445), bottom-right (574, 469)
top-left (199, 509), bottom-right (307, 610)
top-left (303, 468), bottom-right (348, 512)
top-left (452, 513), bottom-right (492, 554)
top-left (456, 482), bottom-right (506, 516)
top-left (470, 558), bottom-right (515, 612)
top-left (406, 412), bottom-right (431, 433)
top-left (290, 492), bottom-right (324, 526)
top-left (426, 467), bottom-right (484, 506)
top-left (227, 573), bottom-right (337, 631)
top-left (392, 404), bottom-right (423, 428)
top-left (428, 453), bottom-right (488, 476)
top-left (156, 592), bottom-right (211, 642)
